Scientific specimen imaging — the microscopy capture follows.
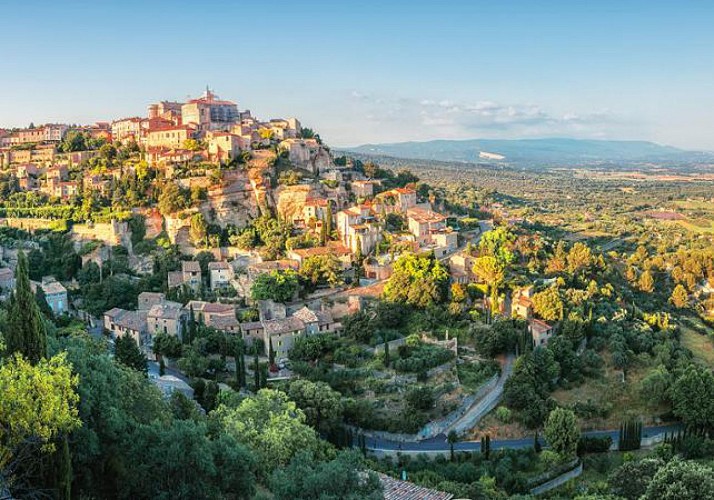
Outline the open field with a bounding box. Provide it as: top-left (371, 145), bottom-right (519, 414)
top-left (680, 324), bottom-right (714, 367)
top-left (551, 352), bottom-right (668, 431)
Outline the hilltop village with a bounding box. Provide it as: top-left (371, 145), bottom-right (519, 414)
top-left (0, 89), bottom-right (482, 364)
top-left (3, 90), bottom-right (714, 499)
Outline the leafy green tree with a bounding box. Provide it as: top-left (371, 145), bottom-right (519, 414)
top-left (0, 353), bottom-right (81, 476)
top-left (608, 458), bottom-right (664, 500)
top-left (384, 252), bottom-right (449, 307)
top-left (671, 364), bottom-right (714, 431)
top-left (214, 389), bottom-right (327, 476)
top-left (289, 335), bottom-right (337, 363)
top-left (287, 379), bottom-right (343, 434)
top-left (6, 251), bottom-right (47, 364)
top-left (406, 385), bottom-right (435, 411)
top-left (299, 254), bottom-right (343, 289)
top-left (178, 344), bottom-right (210, 378)
top-left (504, 348), bottom-right (559, 428)
top-left (472, 255), bottom-right (505, 313)
top-left (531, 287), bottom-right (563, 321)
top-left (543, 407), bottom-right (580, 458)
top-left (158, 182), bottom-right (184, 216)
top-left (447, 430), bottom-right (458, 462)
top-left (270, 450), bottom-right (382, 500)
top-left (472, 319), bottom-right (519, 357)
top-left (639, 365), bottom-right (672, 408)
top-left (643, 458), bottom-right (714, 500)
top-left (120, 419), bottom-right (255, 500)
top-left (153, 332), bottom-right (183, 359)
top-left (479, 226), bottom-right (515, 265)
top-left (250, 269), bottom-right (299, 303)
top-left (639, 270), bottom-right (655, 293)
top-left (189, 213), bottom-right (209, 247)
top-left (670, 284), bottom-right (689, 308)
top-left (114, 335), bottom-right (147, 374)
top-left (567, 242), bottom-right (593, 275)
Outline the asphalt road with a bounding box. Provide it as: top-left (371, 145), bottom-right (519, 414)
top-left (364, 424), bottom-right (682, 453)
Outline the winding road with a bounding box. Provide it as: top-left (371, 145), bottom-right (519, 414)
top-left (444, 353), bottom-right (515, 436)
top-left (363, 424), bottom-right (682, 454)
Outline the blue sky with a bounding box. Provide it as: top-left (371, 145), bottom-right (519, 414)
top-left (2, 1), bottom-right (713, 149)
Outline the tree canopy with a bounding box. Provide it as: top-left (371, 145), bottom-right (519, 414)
top-left (384, 252), bottom-right (449, 307)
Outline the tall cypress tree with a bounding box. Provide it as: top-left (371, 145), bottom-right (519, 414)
top-left (6, 251), bottom-right (47, 363)
top-left (325, 202), bottom-right (333, 239)
top-left (253, 349), bottom-right (260, 390)
top-left (268, 337), bottom-right (276, 366)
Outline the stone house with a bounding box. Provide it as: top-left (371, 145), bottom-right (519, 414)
top-left (147, 301), bottom-right (186, 339)
top-left (208, 261), bottom-right (235, 290)
top-left (287, 242), bottom-right (353, 270)
top-left (336, 205), bottom-right (382, 255)
top-left (168, 261), bottom-right (202, 293)
top-left (104, 308), bottom-right (148, 348)
top-left (31, 277), bottom-right (68, 315)
top-left (529, 318), bottom-right (556, 347)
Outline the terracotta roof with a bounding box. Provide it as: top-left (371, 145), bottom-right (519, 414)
top-left (292, 306), bottom-right (319, 324)
top-left (263, 317), bottom-right (305, 336)
top-left (291, 244), bottom-right (351, 258)
top-left (138, 291), bottom-right (165, 303)
top-left (378, 473), bottom-right (454, 500)
top-left (240, 321), bottom-right (264, 333)
top-left (167, 271), bottom-right (185, 288)
top-left (0, 267), bottom-right (14, 281)
top-left (108, 309), bottom-right (147, 333)
top-left (203, 302), bottom-right (235, 314)
top-left (529, 318), bottom-right (554, 335)
top-left (208, 261), bottom-right (231, 270)
top-left (148, 303), bottom-right (184, 321)
top-left (182, 261), bottom-right (201, 273)
top-left (407, 207), bottom-right (446, 224)
top-left (41, 280), bottom-right (67, 295)
top-left (210, 315), bottom-right (240, 330)
top-left (516, 296), bottom-right (532, 308)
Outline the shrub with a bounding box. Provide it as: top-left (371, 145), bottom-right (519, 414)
top-left (577, 436), bottom-right (613, 455)
top-left (495, 406), bottom-right (513, 424)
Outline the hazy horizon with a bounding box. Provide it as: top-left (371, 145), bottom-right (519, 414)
top-left (2, 1), bottom-right (714, 150)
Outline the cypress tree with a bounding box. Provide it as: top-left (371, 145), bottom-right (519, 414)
top-left (268, 337), bottom-right (275, 366)
top-left (6, 251), bottom-right (47, 364)
top-left (56, 434), bottom-right (72, 500)
top-left (383, 336), bottom-right (390, 368)
top-left (325, 202), bottom-right (333, 239)
top-left (235, 343), bottom-right (244, 388)
top-left (320, 218), bottom-right (327, 246)
top-left (253, 349), bottom-right (260, 390)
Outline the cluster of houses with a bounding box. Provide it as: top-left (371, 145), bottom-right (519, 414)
top-left (0, 88), bottom-right (329, 201)
top-left (103, 286), bottom-right (341, 361)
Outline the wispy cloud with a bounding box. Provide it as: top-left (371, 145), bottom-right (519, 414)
top-left (338, 90), bottom-right (627, 145)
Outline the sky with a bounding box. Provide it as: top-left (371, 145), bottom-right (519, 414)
top-left (2, 0), bottom-right (714, 150)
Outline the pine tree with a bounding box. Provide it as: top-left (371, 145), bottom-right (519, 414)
top-left (6, 251), bottom-right (47, 364)
top-left (115, 334), bottom-right (147, 373)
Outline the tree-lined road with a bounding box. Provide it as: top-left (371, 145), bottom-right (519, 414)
top-left (364, 424), bottom-right (681, 454)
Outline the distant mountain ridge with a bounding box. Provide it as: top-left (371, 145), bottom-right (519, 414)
top-left (345, 138), bottom-right (711, 166)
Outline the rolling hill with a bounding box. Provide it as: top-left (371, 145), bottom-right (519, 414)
top-left (345, 138), bottom-right (711, 166)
